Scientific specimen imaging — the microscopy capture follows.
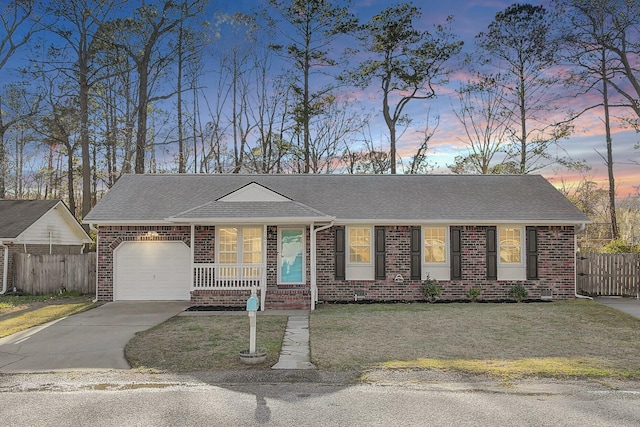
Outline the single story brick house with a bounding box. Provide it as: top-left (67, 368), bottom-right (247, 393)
top-left (83, 174), bottom-right (590, 309)
top-left (0, 200), bottom-right (93, 293)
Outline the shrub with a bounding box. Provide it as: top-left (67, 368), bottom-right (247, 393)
top-left (466, 287), bottom-right (482, 302)
top-left (509, 284), bottom-right (528, 302)
top-left (420, 276), bottom-right (442, 303)
top-left (599, 239), bottom-right (640, 254)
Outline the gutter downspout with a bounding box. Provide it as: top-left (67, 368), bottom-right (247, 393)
top-left (311, 221), bottom-right (335, 311)
top-left (1, 242), bottom-right (8, 295)
top-left (90, 225), bottom-right (99, 303)
top-left (574, 223), bottom-right (592, 300)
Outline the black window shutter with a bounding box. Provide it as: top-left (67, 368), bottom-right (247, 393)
top-left (335, 226), bottom-right (345, 280)
top-left (526, 226), bottom-right (538, 279)
top-left (451, 228), bottom-right (462, 280)
top-left (375, 226), bottom-right (386, 280)
top-left (410, 227), bottom-right (421, 280)
top-left (486, 227), bottom-right (497, 280)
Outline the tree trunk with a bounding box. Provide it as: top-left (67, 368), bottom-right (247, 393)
top-left (192, 80), bottom-right (198, 173)
top-left (134, 62), bottom-right (149, 174)
top-left (519, 69), bottom-right (527, 174)
top-left (0, 125), bottom-right (5, 199)
top-left (303, 49), bottom-right (310, 174)
top-left (177, 25), bottom-right (185, 173)
top-left (602, 50), bottom-right (618, 240)
top-left (382, 81), bottom-right (396, 174)
top-left (79, 31), bottom-right (91, 217)
top-left (66, 141), bottom-right (76, 215)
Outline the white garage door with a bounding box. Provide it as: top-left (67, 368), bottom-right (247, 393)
top-left (114, 241), bottom-right (191, 301)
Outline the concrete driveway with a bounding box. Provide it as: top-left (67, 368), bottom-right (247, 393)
top-left (595, 297), bottom-right (640, 320)
top-left (0, 301), bottom-right (189, 373)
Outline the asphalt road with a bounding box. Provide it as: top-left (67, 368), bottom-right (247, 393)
top-left (1, 371), bottom-right (640, 427)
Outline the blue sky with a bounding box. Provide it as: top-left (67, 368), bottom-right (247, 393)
top-left (4, 0), bottom-right (638, 197)
top-left (223, 0), bottom-right (638, 196)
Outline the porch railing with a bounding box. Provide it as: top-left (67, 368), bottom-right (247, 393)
top-left (193, 263), bottom-right (263, 290)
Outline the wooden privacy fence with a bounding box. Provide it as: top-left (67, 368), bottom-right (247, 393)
top-left (576, 253), bottom-right (640, 297)
top-left (13, 253), bottom-right (96, 295)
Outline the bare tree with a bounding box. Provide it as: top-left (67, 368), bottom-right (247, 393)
top-left (247, 70), bottom-right (295, 174)
top-left (405, 115), bottom-right (438, 175)
top-left (0, 84), bottom-right (40, 198)
top-left (106, 0), bottom-right (207, 174)
top-left (477, 3), bottom-right (571, 174)
top-left (45, 0), bottom-right (118, 218)
top-left (0, 0), bottom-right (42, 70)
top-left (449, 74), bottom-right (513, 174)
top-left (341, 124), bottom-right (391, 174)
top-left (36, 71), bottom-right (81, 214)
top-left (0, 0), bottom-right (42, 198)
top-left (307, 95), bottom-right (367, 173)
top-left (559, 0), bottom-right (640, 239)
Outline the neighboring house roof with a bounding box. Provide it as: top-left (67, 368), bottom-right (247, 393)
top-left (85, 174), bottom-right (590, 225)
top-left (0, 199), bottom-right (92, 243)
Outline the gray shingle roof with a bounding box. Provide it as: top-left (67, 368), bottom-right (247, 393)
top-left (170, 200), bottom-right (332, 221)
top-left (84, 174), bottom-right (590, 224)
top-left (0, 200), bottom-right (61, 239)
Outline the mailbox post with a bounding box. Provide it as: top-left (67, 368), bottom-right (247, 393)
top-left (246, 292), bottom-right (259, 354)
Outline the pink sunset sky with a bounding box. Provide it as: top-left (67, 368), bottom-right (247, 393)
top-left (218, 0), bottom-right (639, 196)
top-left (5, 0), bottom-right (636, 198)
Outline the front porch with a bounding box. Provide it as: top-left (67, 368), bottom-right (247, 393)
top-left (188, 224), bottom-right (324, 310)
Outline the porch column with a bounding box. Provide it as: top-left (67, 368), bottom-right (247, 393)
top-left (190, 224), bottom-right (195, 292)
top-left (310, 223), bottom-right (316, 310)
top-left (261, 224), bottom-right (267, 311)
top-left (310, 222), bottom-right (334, 311)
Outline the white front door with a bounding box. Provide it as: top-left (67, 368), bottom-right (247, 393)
top-left (279, 228), bottom-right (305, 284)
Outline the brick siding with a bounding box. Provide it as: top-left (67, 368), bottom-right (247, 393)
top-left (97, 225), bottom-right (191, 301)
top-left (97, 224), bottom-right (576, 306)
top-left (315, 225), bottom-right (576, 303)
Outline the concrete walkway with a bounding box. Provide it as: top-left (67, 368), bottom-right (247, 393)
top-left (595, 297), bottom-right (640, 320)
top-left (272, 314), bottom-right (316, 370)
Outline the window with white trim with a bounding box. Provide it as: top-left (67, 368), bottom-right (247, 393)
top-left (422, 226), bottom-right (450, 281)
top-left (217, 226), bottom-right (263, 278)
top-left (349, 227), bottom-right (371, 263)
top-left (218, 227), bottom-right (238, 263)
top-left (424, 227), bottom-right (447, 264)
top-left (242, 227), bottom-right (262, 264)
top-left (497, 226), bottom-right (525, 280)
top-left (346, 226), bottom-right (373, 280)
top-left (499, 227), bottom-right (521, 264)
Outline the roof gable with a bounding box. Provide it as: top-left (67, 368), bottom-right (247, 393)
top-left (168, 200), bottom-right (332, 223)
top-left (0, 200), bottom-right (91, 243)
top-left (0, 200), bottom-right (60, 239)
top-left (217, 182), bottom-right (290, 202)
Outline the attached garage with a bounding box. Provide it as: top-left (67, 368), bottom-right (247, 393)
top-left (114, 241), bottom-right (191, 300)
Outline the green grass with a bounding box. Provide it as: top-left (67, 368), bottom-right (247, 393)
top-left (309, 300), bottom-right (640, 379)
top-left (125, 315), bottom-right (288, 371)
top-left (123, 300), bottom-right (640, 379)
top-left (0, 293), bottom-right (97, 338)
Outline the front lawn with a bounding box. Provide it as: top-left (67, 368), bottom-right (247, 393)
top-left (310, 300), bottom-right (640, 378)
top-left (0, 293), bottom-right (97, 338)
top-left (125, 315), bottom-right (288, 371)
top-left (122, 300), bottom-right (640, 379)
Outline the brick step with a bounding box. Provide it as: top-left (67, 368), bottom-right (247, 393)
top-left (265, 289), bottom-right (311, 310)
